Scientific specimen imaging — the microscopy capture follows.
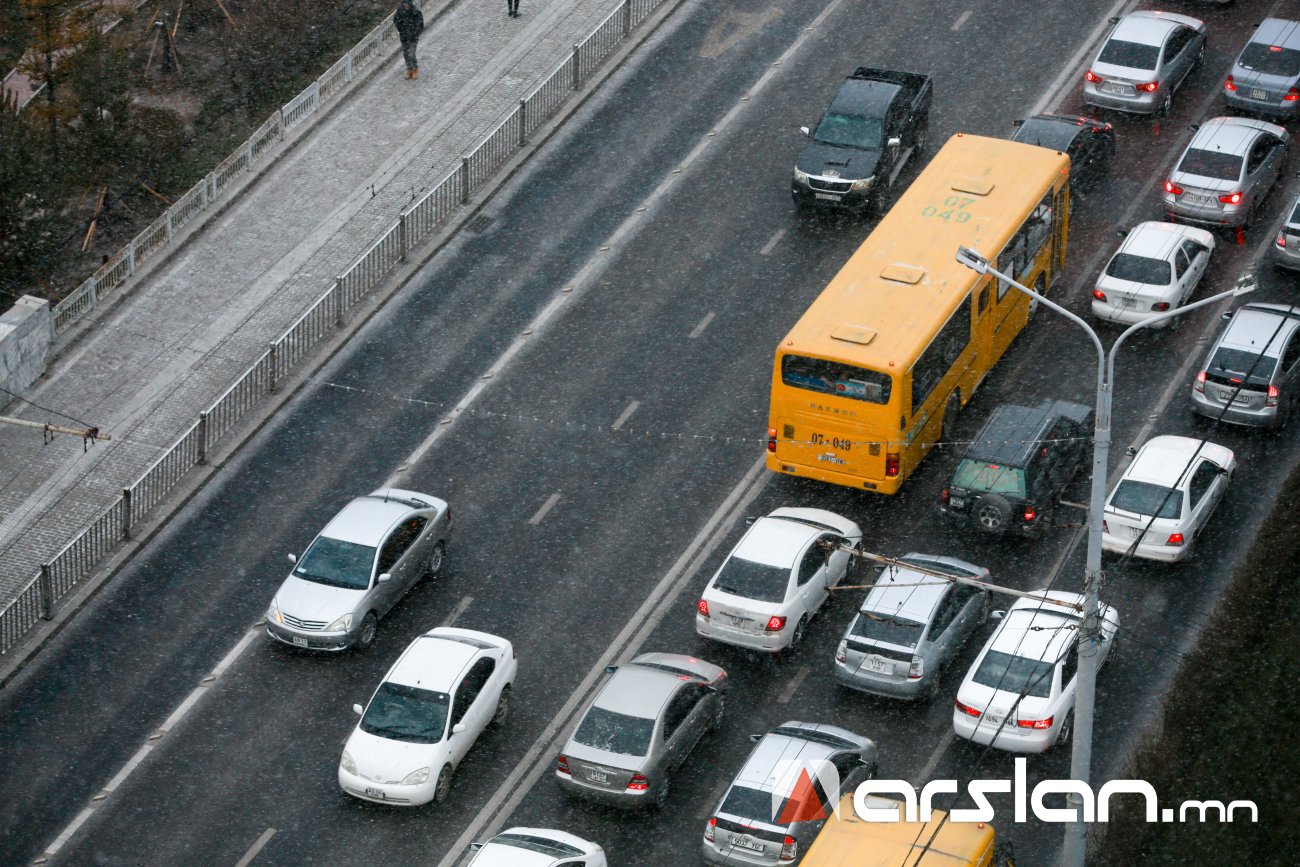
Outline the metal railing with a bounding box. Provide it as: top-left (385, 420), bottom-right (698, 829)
top-left (1, 0), bottom-right (671, 658)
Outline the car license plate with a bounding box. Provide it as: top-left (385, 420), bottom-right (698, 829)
top-left (814, 192), bottom-right (842, 201)
top-left (1128, 526), bottom-right (1145, 540)
top-left (733, 835), bottom-right (765, 854)
top-left (1100, 82), bottom-right (1133, 96)
top-left (985, 714), bottom-right (1003, 727)
top-left (725, 613), bottom-right (749, 628)
top-left (865, 655), bottom-right (892, 674)
top-left (1182, 193), bottom-right (1214, 206)
top-left (1251, 88), bottom-right (1267, 101)
top-left (292, 636), bottom-right (309, 648)
top-left (364, 786), bottom-right (385, 799)
top-left (586, 769), bottom-right (609, 784)
top-left (948, 496), bottom-right (966, 509)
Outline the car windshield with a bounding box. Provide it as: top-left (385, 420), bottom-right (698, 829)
top-left (712, 556), bottom-right (790, 604)
top-left (293, 536), bottom-right (375, 589)
top-left (1177, 148), bottom-right (1242, 181)
top-left (781, 354), bottom-right (892, 404)
top-left (1110, 479), bottom-right (1183, 519)
top-left (850, 609), bottom-right (924, 649)
top-left (951, 459), bottom-right (1026, 498)
top-left (573, 706), bottom-right (655, 757)
top-left (1106, 252), bottom-right (1171, 285)
top-left (1238, 43), bottom-right (1300, 77)
top-left (360, 683), bottom-right (449, 744)
top-left (1208, 347), bottom-right (1277, 387)
top-left (972, 649), bottom-right (1056, 699)
top-left (1098, 38), bottom-right (1160, 70)
top-left (814, 112), bottom-right (883, 149)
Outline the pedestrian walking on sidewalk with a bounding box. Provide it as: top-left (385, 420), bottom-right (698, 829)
top-left (395, 0), bottom-right (424, 79)
top-left (506, 0), bottom-right (520, 18)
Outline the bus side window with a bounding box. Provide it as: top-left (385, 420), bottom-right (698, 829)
top-left (976, 282), bottom-right (990, 315)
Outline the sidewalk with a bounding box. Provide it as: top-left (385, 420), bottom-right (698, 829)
top-left (0, 0), bottom-right (630, 610)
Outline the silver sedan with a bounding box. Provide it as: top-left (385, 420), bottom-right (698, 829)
top-left (1163, 117), bottom-right (1289, 229)
top-left (1084, 11), bottom-right (1205, 115)
top-left (556, 653), bottom-right (726, 809)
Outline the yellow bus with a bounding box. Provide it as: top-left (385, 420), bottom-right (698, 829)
top-left (801, 794), bottom-right (1015, 867)
top-left (766, 133), bottom-right (1070, 494)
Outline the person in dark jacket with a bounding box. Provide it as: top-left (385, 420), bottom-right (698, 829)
top-left (394, 0), bottom-right (424, 79)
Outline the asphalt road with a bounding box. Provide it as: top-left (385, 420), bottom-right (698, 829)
top-left (1, 0), bottom-right (1295, 865)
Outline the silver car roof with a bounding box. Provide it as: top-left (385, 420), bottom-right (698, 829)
top-left (592, 664), bottom-right (682, 719)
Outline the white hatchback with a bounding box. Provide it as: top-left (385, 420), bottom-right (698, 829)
top-left (1102, 435), bottom-right (1235, 562)
top-left (1092, 222), bottom-right (1213, 328)
top-left (953, 591), bottom-right (1119, 754)
top-left (339, 627), bottom-right (516, 806)
top-left (696, 508), bottom-right (862, 653)
top-left (467, 828), bottom-right (606, 867)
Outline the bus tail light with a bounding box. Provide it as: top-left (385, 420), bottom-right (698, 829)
top-left (1137, 81), bottom-right (1158, 93)
top-left (1268, 384), bottom-right (1280, 407)
top-left (1152, 301), bottom-right (1171, 312)
top-left (1219, 191), bottom-right (1243, 205)
top-left (1017, 716), bottom-right (1054, 730)
top-left (954, 698), bottom-right (981, 718)
top-left (697, 598), bottom-right (710, 618)
top-left (1166, 533), bottom-right (1185, 546)
top-left (1092, 289), bottom-right (1106, 302)
top-left (885, 452), bottom-right (900, 477)
top-left (767, 428), bottom-right (777, 453)
top-left (1085, 70), bottom-right (1102, 84)
top-left (765, 615), bottom-right (787, 632)
top-left (1225, 74), bottom-right (1236, 92)
top-left (1194, 371), bottom-right (1206, 394)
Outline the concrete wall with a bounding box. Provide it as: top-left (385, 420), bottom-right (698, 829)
top-left (0, 296), bottom-right (54, 412)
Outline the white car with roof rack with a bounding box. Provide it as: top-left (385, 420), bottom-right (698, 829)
top-left (338, 627), bottom-right (515, 805)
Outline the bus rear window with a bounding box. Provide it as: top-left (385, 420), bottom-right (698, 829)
top-left (781, 355), bottom-right (892, 404)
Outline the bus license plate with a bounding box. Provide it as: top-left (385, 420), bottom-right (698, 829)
top-left (815, 193), bottom-right (842, 201)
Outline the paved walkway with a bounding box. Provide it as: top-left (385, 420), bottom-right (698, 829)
top-left (0, 0), bottom-right (624, 601)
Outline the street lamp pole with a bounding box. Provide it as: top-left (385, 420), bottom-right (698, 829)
top-left (955, 246), bottom-right (1254, 866)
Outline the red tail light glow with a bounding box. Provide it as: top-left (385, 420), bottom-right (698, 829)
top-left (705, 817), bottom-right (717, 843)
top-left (1092, 289), bottom-right (1107, 302)
top-left (941, 487), bottom-right (950, 504)
top-left (885, 451), bottom-right (900, 477)
top-left (697, 598), bottom-right (710, 618)
top-left (1085, 70), bottom-right (1102, 83)
top-left (1225, 75), bottom-right (1236, 92)
top-left (1023, 506), bottom-right (1037, 523)
top-left (1219, 192), bottom-right (1243, 205)
top-left (556, 755), bottom-right (570, 776)
top-left (627, 773), bottom-right (649, 792)
top-left (954, 698), bottom-right (982, 718)
top-left (1152, 302), bottom-right (1171, 312)
top-left (1287, 88), bottom-right (1300, 102)
top-left (1194, 370), bottom-right (1206, 394)
top-left (767, 428), bottom-right (777, 453)
top-left (1278, 232), bottom-right (1288, 249)
top-left (1166, 533), bottom-right (1185, 546)
top-left (1164, 180), bottom-right (1183, 196)
top-left (780, 836), bottom-right (797, 863)
top-left (1268, 384), bottom-right (1280, 407)
top-left (765, 615), bottom-right (787, 632)
top-left (1017, 716), bottom-right (1054, 730)
top-left (1137, 81), bottom-right (1158, 93)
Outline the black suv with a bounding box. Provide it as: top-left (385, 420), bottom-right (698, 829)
top-left (940, 400), bottom-right (1093, 538)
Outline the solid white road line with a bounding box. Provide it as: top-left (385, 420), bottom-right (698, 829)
top-left (1028, 0), bottom-right (1138, 117)
top-left (442, 595), bottom-right (474, 627)
top-left (435, 455), bottom-right (771, 867)
top-left (689, 311), bottom-right (716, 339)
top-left (528, 493), bottom-right (562, 525)
top-left (759, 228), bottom-right (785, 256)
top-left (950, 10), bottom-right (971, 31)
top-left (234, 828), bottom-right (277, 867)
top-left (777, 665), bottom-right (809, 704)
top-left (611, 400), bottom-right (641, 430)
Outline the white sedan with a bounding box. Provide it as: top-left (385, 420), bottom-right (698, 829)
top-left (339, 627), bottom-right (516, 806)
top-left (1091, 221), bottom-right (1213, 328)
top-left (467, 828), bottom-right (606, 867)
top-left (696, 507), bottom-right (862, 653)
top-left (1102, 435), bottom-right (1234, 562)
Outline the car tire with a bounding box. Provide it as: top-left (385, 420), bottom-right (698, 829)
top-left (1159, 92), bottom-right (1173, 116)
top-left (710, 694), bottom-right (726, 732)
top-left (915, 122), bottom-right (929, 156)
top-left (434, 764), bottom-right (454, 804)
top-left (924, 669), bottom-right (943, 702)
top-left (355, 613), bottom-right (378, 651)
top-left (871, 173), bottom-right (892, 218)
top-left (791, 616), bottom-right (809, 648)
top-left (491, 685), bottom-right (511, 727)
top-left (1056, 711), bottom-right (1074, 748)
top-left (424, 542), bottom-right (446, 581)
top-left (974, 494), bottom-right (1012, 533)
top-left (653, 776), bottom-right (671, 810)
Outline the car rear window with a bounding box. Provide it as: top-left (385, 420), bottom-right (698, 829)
top-left (951, 459), bottom-right (1026, 498)
top-left (574, 706), bottom-right (654, 757)
top-left (1105, 252), bottom-right (1172, 285)
top-left (1098, 38), bottom-right (1160, 70)
top-left (491, 834), bottom-right (583, 857)
top-left (712, 556), bottom-right (789, 604)
top-left (1289, 199), bottom-right (1300, 226)
top-left (781, 355), bottom-right (892, 404)
top-left (814, 112), bottom-right (883, 150)
top-left (1208, 346), bottom-right (1277, 386)
top-left (972, 649), bottom-right (1055, 699)
top-left (294, 537), bottom-right (376, 589)
top-left (721, 783), bottom-right (822, 826)
top-left (1238, 42), bottom-right (1300, 77)
top-left (850, 610), bottom-right (924, 650)
top-left (1177, 148), bottom-right (1242, 181)
top-left (1109, 479), bottom-right (1183, 519)
top-left (361, 683), bottom-right (449, 744)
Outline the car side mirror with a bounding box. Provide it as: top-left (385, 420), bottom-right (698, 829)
top-left (989, 610), bottom-right (1006, 621)
top-left (1221, 310), bottom-right (1234, 320)
top-left (1125, 446), bottom-right (1138, 457)
top-left (799, 126), bottom-right (810, 136)
top-left (604, 665), bottom-right (619, 674)
top-left (469, 843), bottom-right (485, 852)
top-left (377, 572), bottom-right (392, 583)
top-left (1012, 118), bottom-right (1025, 127)
top-left (1108, 15), bottom-right (1119, 23)
top-left (749, 733), bottom-right (763, 743)
top-left (353, 703), bottom-right (363, 715)
top-left (287, 553), bottom-right (297, 565)
top-left (1189, 123), bottom-right (1200, 132)
top-left (1218, 466), bottom-right (1230, 476)
top-left (745, 516), bottom-right (757, 525)
top-left (873, 564), bottom-right (886, 573)
top-left (887, 136), bottom-right (901, 149)
top-left (453, 723), bottom-right (466, 735)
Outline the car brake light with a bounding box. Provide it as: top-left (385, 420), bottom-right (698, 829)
top-left (627, 773), bottom-right (649, 791)
top-left (1194, 370), bottom-right (1206, 394)
top-left (1166, 533), bottom-right (1185, 546)
top-left (705, 817), bottom-right (717, 844)
top-left (1164, 180), bottom-right (1183, 196)
top-left (908, 656), bottom-right (924, 680)
top-left (1085, 70), bottom-right (1102, 84)
top-left (1137, 81), bottom-right (1158, 93)
top-left (767, 427), bottom-right (777, 453)
top-left (766, 615), bottom-right (787, 632)
top-left (1152, 302), bottom-right (1171, 312)
top-left (1225, 74), bottom-right (1236, 92)
top-left (941, 486), bottom-right (950, 504)
top-left (835, 641), bottom-right (847, 663)
top-left (1023, 506), bottom-right (1037, 523)
top-left (885, 451), bottom-right (900, 477)
top-left (1268, 384), bottom-right (1280, 407)
top-left (1219, 191), bottom-right (1243, 205)
top-left (1017, 716), bottom-right (1054, 730)
top-left (1278, 232), bottom-right (1288, 249)
top-left (954, 698), bottom-right (981, 718)
top-left (780, 836), bottom-right (797, 863)
top-left (1288, 87), bottom-right (1300, 102)
top-left (1092, 288), bottom-right (1107, 302)
top-left (556, 755), bottom-right (570, 776)
top-left (697, 598), bottom-right (709, 618)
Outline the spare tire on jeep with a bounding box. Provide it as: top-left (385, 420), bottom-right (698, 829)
top-left (973, 494), bottom-right (1012, 532)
